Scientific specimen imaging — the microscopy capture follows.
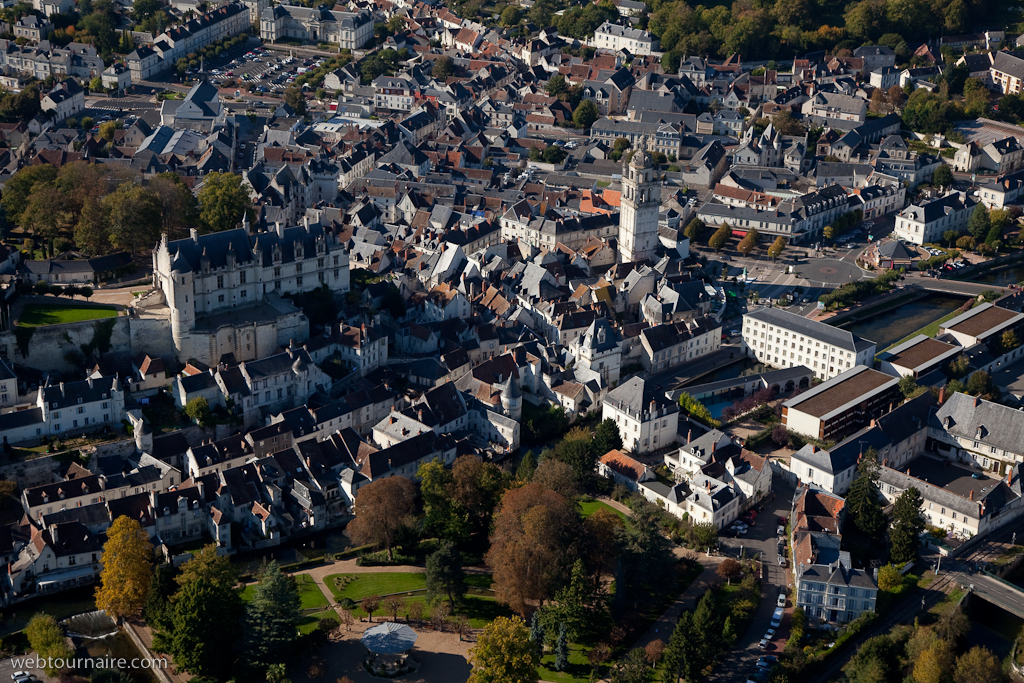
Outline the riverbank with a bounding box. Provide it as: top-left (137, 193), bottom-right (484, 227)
top-left (828, 286), bottom-right (929, 328)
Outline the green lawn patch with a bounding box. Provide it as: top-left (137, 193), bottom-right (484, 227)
top-left (579, 500), bottom-right (628, 522)
top-left (295, 574), bottom-right (329, 609)
top-left (538, 642), bottom-right (600, 683)
top-left (347, 594), bottom-right (508, 629)
top-left (239, 584), bottom-right (257, 603)
top-left (17, 303), bottom-right (117, 327)
top-left (327, 572), bottom-right (492, 601)
top-left (297, 609), bottom-right (338, 635)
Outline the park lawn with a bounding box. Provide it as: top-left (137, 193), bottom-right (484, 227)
top-left (238, 584), bottom-right (257, 603)
top-left (328, 572), bottom-right (492, 600)
top-left (538, 643), bottom-right (600, 683)
top-left (298, 609), bottom-right (339, 635)
top-left (295, 574), bottom-right (329, 609)
top-left (18, 304), bottom-right (117, 327)
top-left (579, 500), bottom-right (627, 522)
top-left (348, 594), bottom-right (511, 630)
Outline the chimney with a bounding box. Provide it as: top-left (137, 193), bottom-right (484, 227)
top-left (705, 479), bottom-right (711, 491)
top-left (50, 524), bottom-right (58, 544)
top-left (198, 480), bottom-right (206, 499)
top-left (59, 382), bottom-right (65, 396)
top-left (190, 228), bottom-right (199, 242)
top-left (939, 385), bottom-right (946, 403)
top-left (969, 489), bottom-right (974, 500)
top-left (1009, 469), bottom-right (1014, 484)
top-left (975, 396), bottom-right (980, 407)
top-left (870, 419), bottom-right (876, 428)
top-left (418, 409), bottom-right (423, 422)
top-left (712, 441), bottom-right (716, 454)
top-left (687, 429), bottom-right (692, 443)
top-left (276, 221), bottom-right (285, 239)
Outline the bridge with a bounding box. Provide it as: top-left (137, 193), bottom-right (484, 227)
top-left (952, 569), bottom-right (1024, 620)
top-left (913, 278), bottom-right (1010, 297)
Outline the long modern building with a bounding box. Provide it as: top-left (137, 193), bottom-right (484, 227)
top-left (741, 307), bottom-right (877, 381)
top-left (782, 366), bottom-right (902, 442)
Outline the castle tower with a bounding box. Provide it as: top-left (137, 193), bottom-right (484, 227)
top-left (169, 251), bottom-right (195, 357)
top-left (618, 149), bottom-right (660, 264)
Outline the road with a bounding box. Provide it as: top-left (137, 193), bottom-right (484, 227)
top-left (708, 480), bottom-right (796, 683)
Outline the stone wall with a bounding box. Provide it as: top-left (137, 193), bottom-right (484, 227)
top-left (0, 316), bottom-right (131, 374)
top-left (129, 316), bottom-right (174, 360)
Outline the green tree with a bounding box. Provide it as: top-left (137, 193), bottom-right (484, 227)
top-left (546, 74), bottom-right (568, 98)
top-left (968, 204), bottom-right (991, 241)
top-left (432, 55), bottom-right (454, 79)
top-left (1000, 329), bottom-right (1020, 355)
top-left (593, 418), bottom-right (623, 457)
top-left (709, 222), bottom-right (731, 251)
top-left (890, 487), bottom-right (925, 564)
top-left (529, 610), bottom-right (545, 648)
top-left (175, 542), bottom-right (237, 589)
top-left (516, 451), bottom-right (537, 482)
top-left (614, 502), bottom-right (673, 615)
top-left (573, 98), bottom-right (599, 130)
top-left (683, 218), bottom-right (705, 243)
top-left (243, 562), bottom-right (301, 670)
top-left (942, 229), bottom-right (959, 247)
top-left (933, 164), bottom-right (953, 189)
top-left (184, 397), bottom-right (211, 426)
top-left (95, 516), bottom-right (153, 620)
top-left (966, 370), bottom-right (996, 399)
top-left (611, 648), bottom-right (649, 683)
top-left (500, 5), bottom-right (521, 25)
top-left (876, 563), bottom-right (902, 592)
top-left (98, 120), bottom-right (119, 142)
top-left (554, 623), bottom-right (568, 671)
top-left (914, 639), bottom-right (955, 683)
top-left (662, 611), bottom-right (700, 683)
top-left (150, 172), bottom-right (200, 239)
top-left (2, 165), bottom-right (57, 225)
top-left (197, 172), bottom-right (252, 234)
top-left (957, 235), bottom-right (976, 251)
top-left (418, 459), bottom-right (470, 544)
top-left (468, 616), bottom-right (539, 683)
top-left (898, 375), bottom-right (919, 398)
top-left (104, 183), bottom-right (161, 256)
top-left (541, 559), bottom-right (601, 642)
top-left (156, 577), bottom-right (241, 679)
top-left (26, 614), bottom-right (73, 676)
top-left (425, 541), bottom-right (467, 611)
top-left (553, 426), bottom-right (596, 485)
top-left (283, 85), bottom-right (306, 115)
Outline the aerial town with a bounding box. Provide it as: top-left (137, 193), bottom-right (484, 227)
top-left (0, 0), bottom-right (1022, 681)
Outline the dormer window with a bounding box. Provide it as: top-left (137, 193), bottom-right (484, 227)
top-left (976, 426), bottom-right (984, 440)
top-left (77, 398), bottom-right (82, 404)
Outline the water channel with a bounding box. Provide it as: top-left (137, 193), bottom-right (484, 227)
top-left (838, 293), bottom-right (968, 350)
top-left (971, 263), bottom-right (1024, 286)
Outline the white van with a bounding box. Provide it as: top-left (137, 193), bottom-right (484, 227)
top-left (770, 608), bottom-right (784, 628)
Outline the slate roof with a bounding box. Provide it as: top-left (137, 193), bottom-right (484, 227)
top-left (935, 392), bottom-right (1024, 456)
top-left (745, 307), bottom-right (873, 353)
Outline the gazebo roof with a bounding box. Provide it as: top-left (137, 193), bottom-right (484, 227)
top-left (361, 621), bottom-right (418, 654)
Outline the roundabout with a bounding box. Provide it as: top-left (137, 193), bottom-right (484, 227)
top-left (799, 258), bottom-right (868, 287)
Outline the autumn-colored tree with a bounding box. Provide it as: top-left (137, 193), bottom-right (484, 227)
top-left (737, 228), bottom-right (759, 255)
top-left (347, 476), bottom-right (417, 560)
top-left (583, 506), bottom-right (623, 574)
top-left (913, 639), bottom-right (955, 683)
top-left (956, 235), bottom-right (976, 251)
top-left (709, 222), bottom-right (731, 251)
top-left (382, 594), bottom-right (404, 622)
top-left (487, 483), bottom-right (582, 615)
top-left (95, 516), bottom-right (153, 620)
top-left (645, 639), bottom-right (665, 665)
top-left (468, 616), bottom-right (540, 683)
top-left (876, 563), bottom-right (902, 592)
top-left (953, 646), bottom-right (1002, 683)
top-left (532, 458), bottom-right (578, 498)
top-left (175, 542), bottom-right (237, 589)
top-left (716, 558), bottom-right (742, 585)
top-left (767, 236), bottom-right (787, 261)
top-left (362, 595), bottom-right (382, 622)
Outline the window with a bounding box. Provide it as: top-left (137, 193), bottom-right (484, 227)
top-left (296, 276), bottom-right (303, 287)
top-left (217, 275), bottom-right (224, 288)
top-left (53, 411), bottom-right (60, 418)
top-left (274, 266), bottom-right (281, 278)
top-left (102, 402), bottom-right (108, 409)
top-left (218, 294), bottom-right (225, 303)
top-left (296, 263), bottom-right (303, 274)
top-left (239, 271), bottom-right (246, 284)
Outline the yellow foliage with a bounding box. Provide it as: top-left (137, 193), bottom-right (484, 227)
top-left (94, 516), bottom-right (153, 620)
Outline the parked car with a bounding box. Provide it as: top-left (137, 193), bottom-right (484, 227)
top-left (758, 638), bottom-right (770, 650)
top-left (758, 656), bottom-right (778, 666)
top-left (777, 592), bottom-right (786, 608)
top-left (777, 525), bottom-right (785, 536)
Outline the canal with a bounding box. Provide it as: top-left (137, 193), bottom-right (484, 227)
top-left (838, 293), bottom-right (967, 350)
top-left (972, 263), bottom-right (1024, 286)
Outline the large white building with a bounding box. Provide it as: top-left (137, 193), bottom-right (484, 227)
top-left (893, 192), bottom-right (976, 245)
top-left (618, 151), bottom-right (660, 263)
top-left (151, 222), bottom-right (349, 366)
top-left (602, 377), bottom-right (679, 455)
top-left (588, 22), bottom-right (659, 55)
top-left (260, 5), bottom-right (372, 49)
top-left (741, 307), bottom-right (877, 381)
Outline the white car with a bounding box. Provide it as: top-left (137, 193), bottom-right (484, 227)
top-left (777, 525), bottom-right (785, 536)
top-left (12, 673), bottom-right (30, 680)
top-left (765, 628), bottom-right (776, 639)
top-left (777, 593), bottom-right (786, 607)
top-left (758, 638), bottom-right (770, 650)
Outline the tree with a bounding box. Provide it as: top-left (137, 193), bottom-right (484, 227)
top-left (425, 541), bottom-right (467, 611)
top-left (891, 487), bottom-right (925, 564)
top-left (966, 370), bottom-right (996, 399)
top-left (716, 558), bottom-right (742, 585)
top-left (914, 639), bottom-right (955, 683)
top-left (737, 228), bottom-right (759, 255)
top-left (74, 196), bottom-right (109, 255)
top-left (683, 218), bottom-right (705, 243)
top-left (95, 516), bottom-right (153, 620)
top-left (244, 562), bottom-right (301, 670)
top-left (687, 521), bottom-right (718, 550)
top-left (361, 595), bottom-right (382, 622)
top-left (468, 616), bottom-right (539, 683)
top-left (611, 648), bottom-right (650, 683)
top-left (2, 164), bottom-right (57, 225)
top-left (770, 423), bottom-right (789, 447)
top-left (546, 74), bottom-right (568, 98)
top-left (533, 457), bottom-right (579, 499)
top-left (156, 577), bottom-right (242, 679)
top-left (555, 623), bottom-right (569, 671)
top-left (957, 235), bottom-right (976, 251)
top-left (540, 559), bottom-right (602, 642)
top-left (942, 229), bottom-right (959, 248)
top-left (968, 204), bottom-right (991, 241)
top-left (197, 171), bottom-right (253, 234)
top-left (500, 5), bottom-right (520, 25)
top-left (954, 646), bottom-right (1002, 683)
top-left (26, 614), bottom-right (73, 676)
top-left (573, 99), bottom-right (599, 130)
top-left (284, 85), bottom-right (306, 115)
top-left (382, 594), bottom-right (403, 622)
top-left (1000, 329), bottom-right (1020, 355)
top-left (593, 418), bottom-right (623, 457)
top-left (104, 183), bottom-right (162, 256)
top-left (709, 222), bottom-right (730, 251)
top-left (898, 375), bottom-right (920, 398)
top-left (644, 639), bottom-right (665, 666)
top-left (614, 502), bottom-right (673, 615)
top-left (432, 55), bottom-right (454, 79)
top-left (516, 451), bottom-right (537, 482)
top-left (487, 483), bottom-right (581, 615)
top-left (150, 172), bottom-right (200, 239)
top-left (933, 164), bottom-right (953, 189)
top-left (845, 455), bottom-right (886, 541)
top-left (767, 236), bottom-right (787, 261)
top-left (347, 476), bottom-right (417, 561)
top-left (175, 542), bottom-right (237, 589)
top-left (529, 610), bottom-right (545, 647)
top-left (876, 563), bottom-right (902, 592)
top-left (20, 185), bottom-right (72, 241)
top-left (553, 426), bottom-right (597, 485)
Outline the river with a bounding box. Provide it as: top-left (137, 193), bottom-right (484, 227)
top-left (838, 294), bottom-right (967, 350)
top-left (972, 263), bottom-right (1024, 286)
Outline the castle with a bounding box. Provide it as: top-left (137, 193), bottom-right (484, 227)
top-left (151, 219), bottom-right (350, 366)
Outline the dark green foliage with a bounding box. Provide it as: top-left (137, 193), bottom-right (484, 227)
top-left (529, 610), bottom-right (545, 648)
top-left (243, 562), bottom-right (301, 670)
top-left (890, 487), bottom-right (925, 564)
top-left (593, 419), bottom-right (623, 458)
top-left (968, 204), bottom-right (991, 240)
top-left (613, 502), bottom-right (674, 615)
top-left (517, 451), bottom-right (537, 482)
top-left (845, 453), bottom-right (886, 542)
top-left (425, 541), bottom-right (467, 611)
top-left (555, 623), bottom-right (568, 671)
top-left (154, 577), bottom-right (242, 678)
top-left (287, 284), bottom-right (338, 327)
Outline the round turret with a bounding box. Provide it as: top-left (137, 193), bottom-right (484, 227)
top-left (630, 151), bottom-right (653, 169)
